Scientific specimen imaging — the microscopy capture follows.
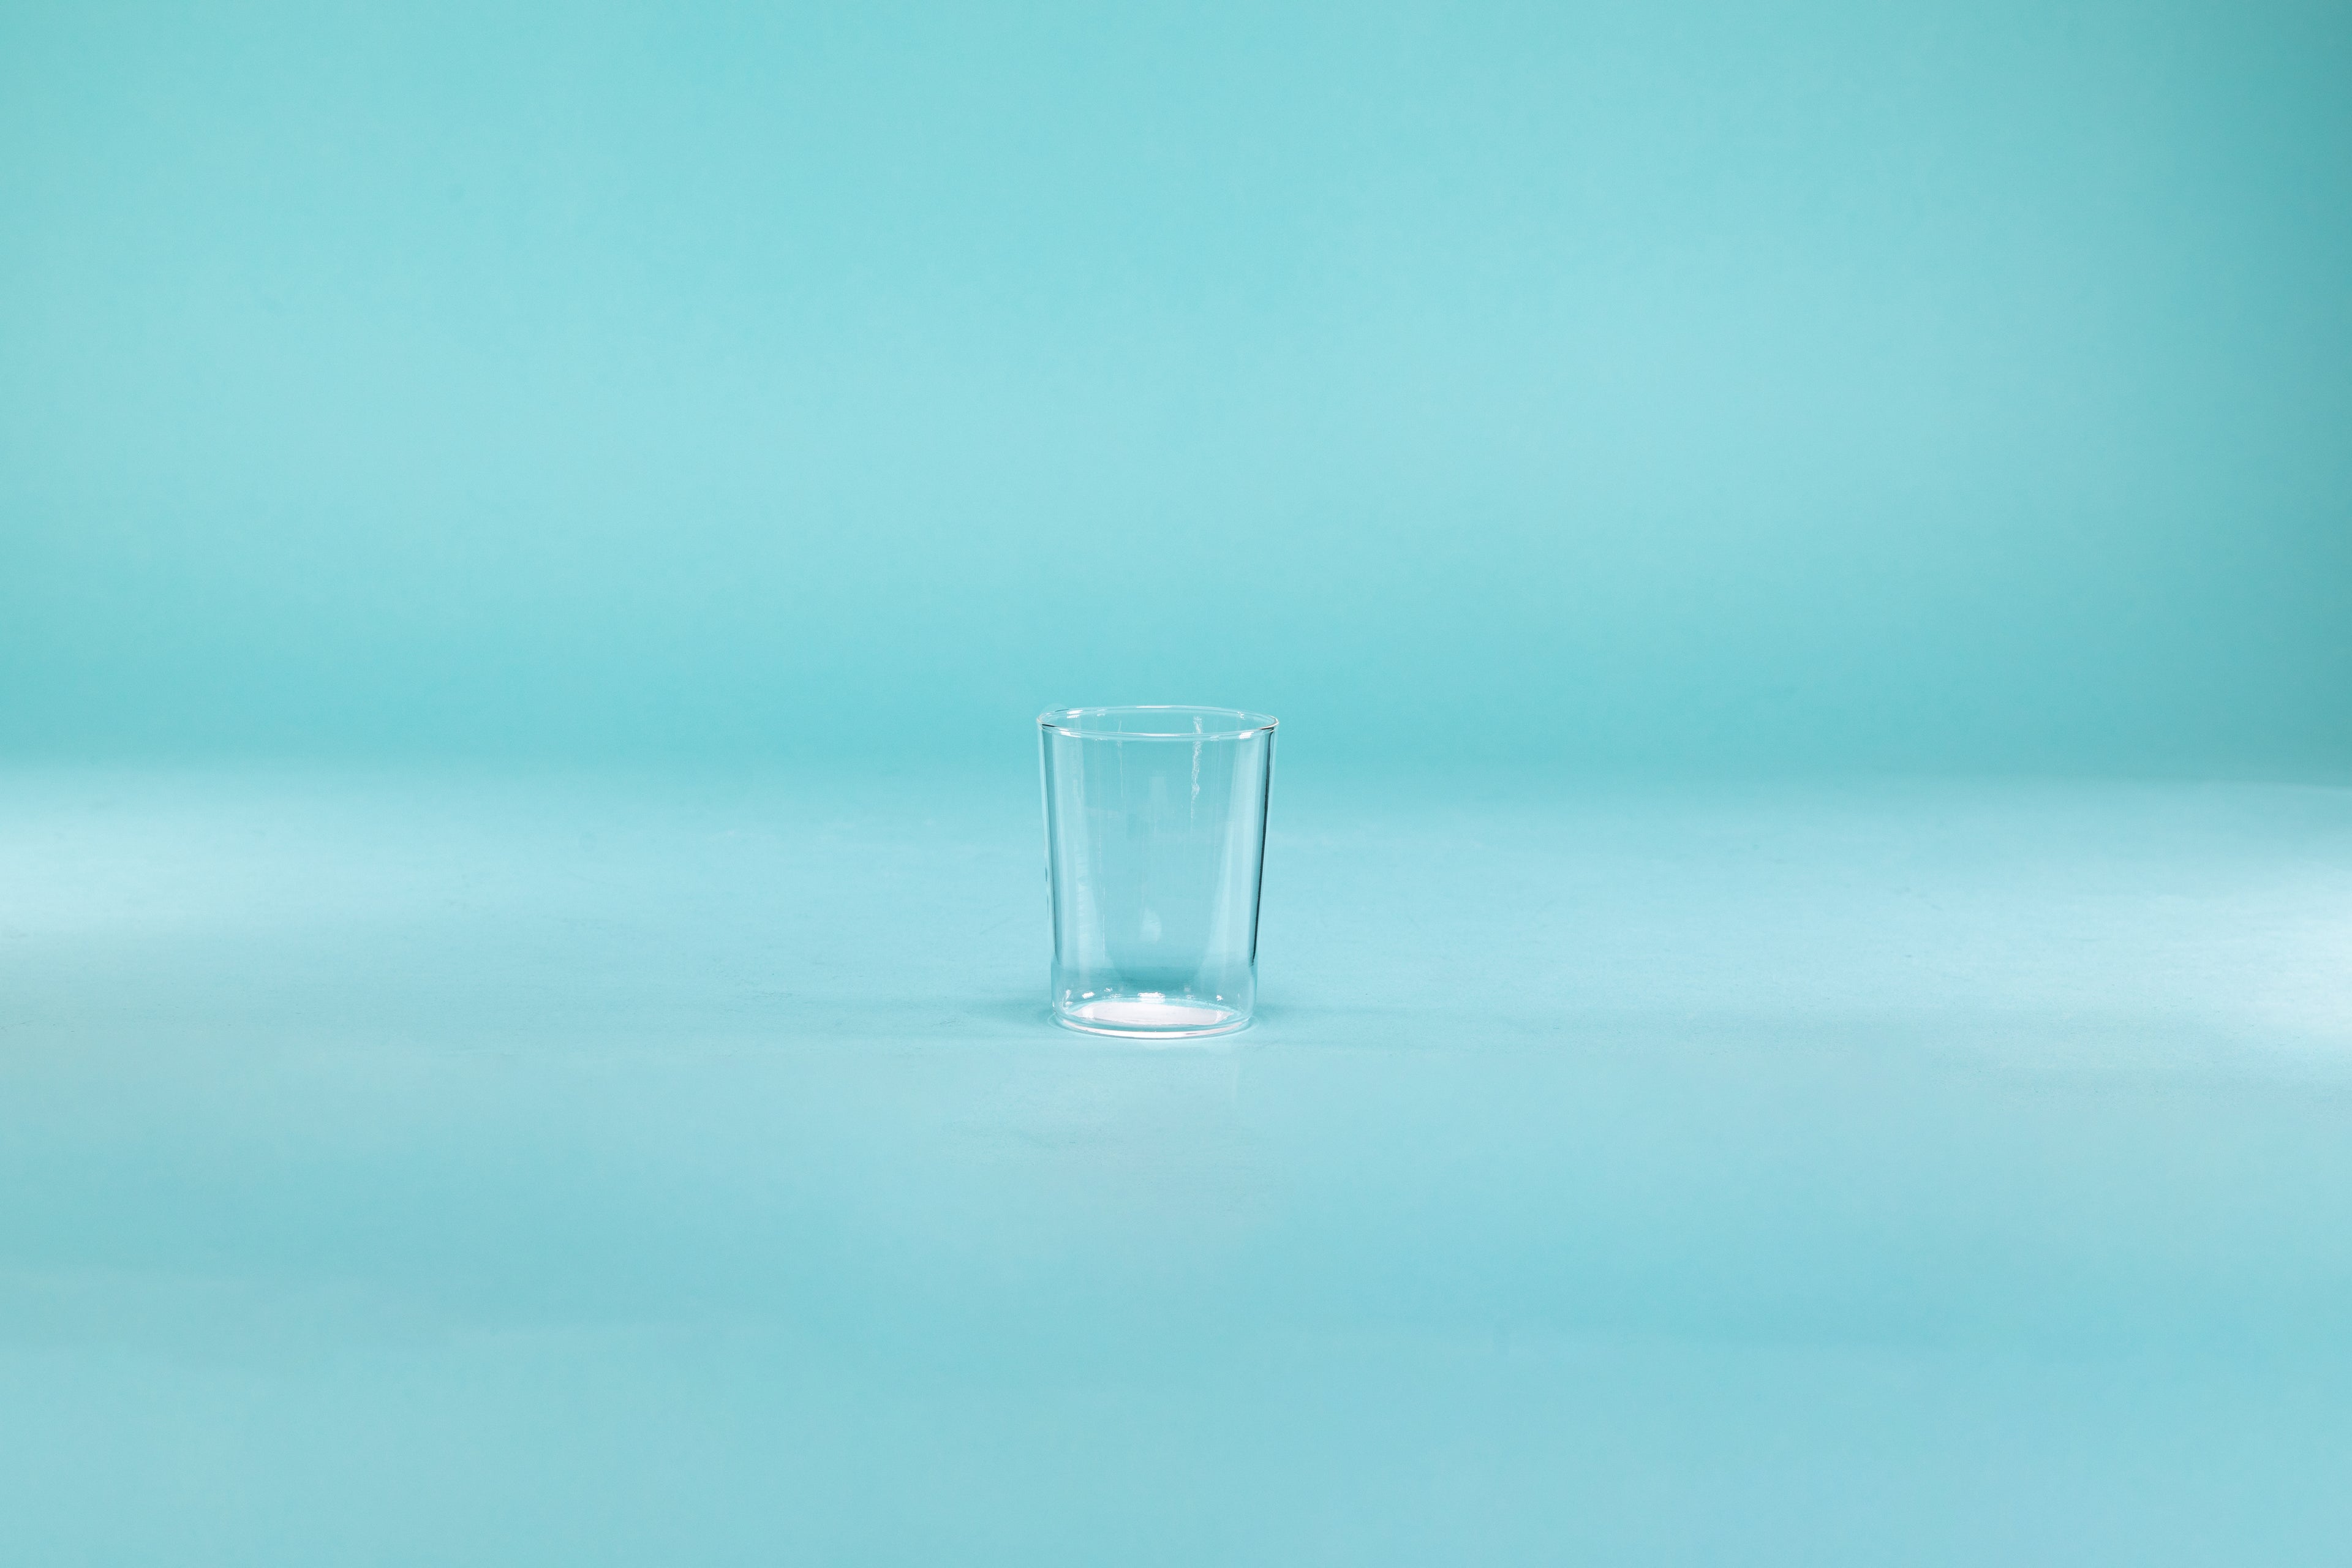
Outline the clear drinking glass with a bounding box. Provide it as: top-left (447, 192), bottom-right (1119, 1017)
top-left (1038, 705), bottom-right (1278, 1039)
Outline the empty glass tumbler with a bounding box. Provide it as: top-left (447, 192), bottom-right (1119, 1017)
top-left (1038, 705), bottom-right (1278, 1038)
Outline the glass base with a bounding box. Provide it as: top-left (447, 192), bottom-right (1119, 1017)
top-left (1054, 996), bottom-right (1251, 1040)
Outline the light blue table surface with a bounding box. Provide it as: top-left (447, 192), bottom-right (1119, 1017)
top-left (4, 764), bottom-right (2348, 1564)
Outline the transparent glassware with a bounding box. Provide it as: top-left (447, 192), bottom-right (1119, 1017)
top-left (1038, 705), bottom-right (1278, 1039)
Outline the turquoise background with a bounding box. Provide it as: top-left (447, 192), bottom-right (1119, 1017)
top-left (5, 0), bottom-right (2348, 771)
top-left (5, 5), bottom-right (2352, 1565)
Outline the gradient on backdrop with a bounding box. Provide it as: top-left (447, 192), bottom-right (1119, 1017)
top-left (3, 1), bottom-right (2347, 772)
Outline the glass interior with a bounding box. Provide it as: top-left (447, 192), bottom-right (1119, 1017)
top-left (1039, 704), bottom-right (1276, 1041)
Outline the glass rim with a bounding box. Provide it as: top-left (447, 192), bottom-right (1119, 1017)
top-left (1039, 704), bottom-right (1280, 742)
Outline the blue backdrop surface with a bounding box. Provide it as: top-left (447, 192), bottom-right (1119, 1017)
top-left (4, 5), bottom-right (2351, 1564)
top-left (3, 767), bottom-right (2350, 1566)
top-left (4, 0), bottom-right (2348, 770)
